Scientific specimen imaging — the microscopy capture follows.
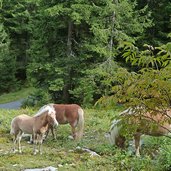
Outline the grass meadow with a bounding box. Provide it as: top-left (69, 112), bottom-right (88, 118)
top-left (0, 107), bottom-right (171, 171)
top-left (0, 87), bottom-right (35, 104)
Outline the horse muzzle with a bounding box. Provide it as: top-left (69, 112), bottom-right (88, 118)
top-left (53, 120), bottom-right (59, 127)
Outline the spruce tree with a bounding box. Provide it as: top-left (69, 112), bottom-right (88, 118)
top-left (0, 23), bottom-right (17, 93)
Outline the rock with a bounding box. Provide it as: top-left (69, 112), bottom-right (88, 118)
top-left (76, 146), bottom-right (100, 157)
top-left (24, 166), bottom-right (57, 171)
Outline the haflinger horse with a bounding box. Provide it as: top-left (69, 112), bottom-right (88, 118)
top-left (106, 107), bottom-right (171, 156)
top-left (10, 105), bottom-right (58, 155)
top-left (37, 104), bottom-right (84, 141)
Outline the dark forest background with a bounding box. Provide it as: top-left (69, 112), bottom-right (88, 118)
top-left (0, 0), bottom-right (171, 107)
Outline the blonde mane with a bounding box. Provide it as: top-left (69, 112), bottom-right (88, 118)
top-left (34, 104), bottom-right (55, 117)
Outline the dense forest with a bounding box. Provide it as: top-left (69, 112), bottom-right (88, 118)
top-left (0, 0), bottom-right (171, 107)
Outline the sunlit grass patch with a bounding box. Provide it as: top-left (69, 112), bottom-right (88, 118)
top-left (0, 87), bottom-right (35, 104)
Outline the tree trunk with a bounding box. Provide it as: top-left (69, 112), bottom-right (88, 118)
top-left (62, 21), bottom-right (73, 103)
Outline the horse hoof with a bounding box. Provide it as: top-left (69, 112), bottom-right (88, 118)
top-left (135, 153), bottom-right (141, 157)
top-left (27, 141), bottom-right (33, 144)
top-left (68, 135), bottom-right (74, 140)
top-left (12, 149), bottom-right (17, 153)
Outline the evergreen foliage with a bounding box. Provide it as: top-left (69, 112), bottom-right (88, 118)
top-left (0, 0), bottom-right (170, 107)
top-left (137, 0), bottom-right (171, 46)
top-left (1, 0), bottom-right (36, 85)
top-left (26, 0), bottom-right (152, 106)
top-left (0, 23), bottom-right (17, 92)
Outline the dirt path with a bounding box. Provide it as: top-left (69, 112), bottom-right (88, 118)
top-left (0, 99), bottom-right (24, 109)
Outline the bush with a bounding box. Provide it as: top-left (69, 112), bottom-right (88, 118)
top-left (155, 141), bottom-right (171, 170)
top-left (22, 89), bottom-right (53, 107)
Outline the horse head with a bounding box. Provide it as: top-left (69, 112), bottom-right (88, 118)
top-left (46, 106), bottom-right (58, 127)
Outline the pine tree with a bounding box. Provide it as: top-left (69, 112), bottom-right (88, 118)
top-left (0, 23), bottom-right (17, 92)
top-left (27, 0), bottom-right (152, 105)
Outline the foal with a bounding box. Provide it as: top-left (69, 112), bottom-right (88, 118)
top-left (10, 105), bottom-right (58, 154)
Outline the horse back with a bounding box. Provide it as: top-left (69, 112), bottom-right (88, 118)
top-left (136, 110), bottom-right (171, 135)
top-left (11, 114), bottom-right (34, 134)
top-left (53, 104), bottom-right (81, 124)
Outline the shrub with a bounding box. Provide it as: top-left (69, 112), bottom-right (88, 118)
top-left (22, 89), bottom-right (53, 107)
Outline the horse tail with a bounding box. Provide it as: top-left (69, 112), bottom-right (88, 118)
top-left (10, 118), bottom-right (16, 135)
top-left (108, 119), bottom-right (121, 145)
top-left (76, 108), bottom-right (84, 141)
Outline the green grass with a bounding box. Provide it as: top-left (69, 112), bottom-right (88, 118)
top-left (0, 108), bottom-right (171, 171)
top-left (0, 87), bottom-right (35, 104)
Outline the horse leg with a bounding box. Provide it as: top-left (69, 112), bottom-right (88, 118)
top-left (28, 134), bottom-right (33, 144)
top-left (51, 127), bottom-right (56, 140)
top-left (44, 128), bottom-right (49, 140)
top-left (33, 133), bottom-right (38, 155)
top-left (12, 134), bottom-right (18, 153)
top-left (134, 133), bottom-right (141, 157)
top-left (11, 129), bottom-right (20, 153)
top-left (44, 126), bottom-right (55, 140)
top-left (71, 125), bottom-right (76, 139)
top-left (17, 131), bottom-right (23, 153)
top-left (38, 134), bottom-right (43, 155)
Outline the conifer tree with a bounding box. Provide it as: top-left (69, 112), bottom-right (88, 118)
top-left (0, 23), bottom-right (17, 92)
top-left (27, 0), bottom-right (152, 105)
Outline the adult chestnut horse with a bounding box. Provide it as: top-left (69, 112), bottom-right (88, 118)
top-left (38, 104), bottom-right (84, 141)
top-left (107, 107), bottom-right (171, 156)
top-left (10, 105), bottom-right (58, 155)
